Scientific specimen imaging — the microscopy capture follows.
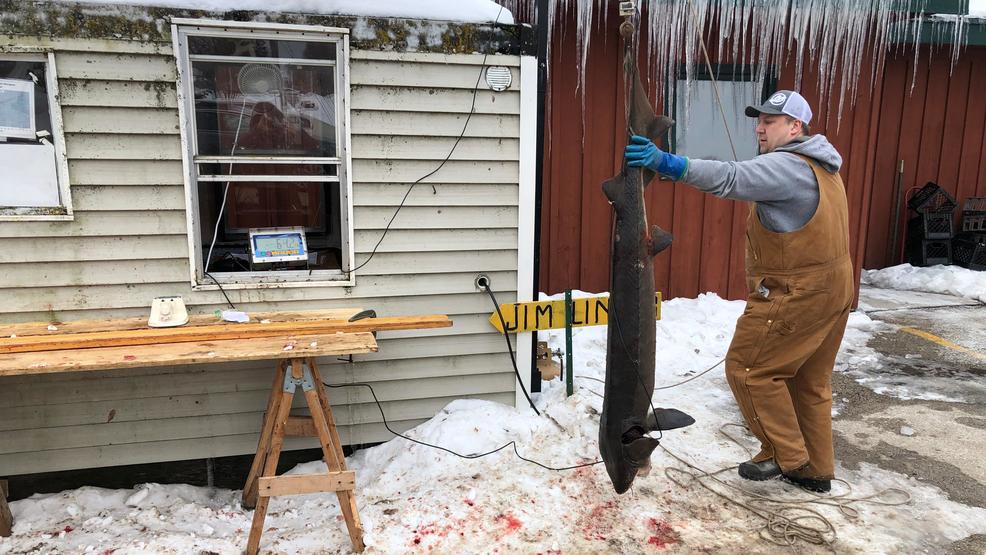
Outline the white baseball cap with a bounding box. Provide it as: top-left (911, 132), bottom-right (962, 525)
top-left (745, 90), bottom-right (813, 125)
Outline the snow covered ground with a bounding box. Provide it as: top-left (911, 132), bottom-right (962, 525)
top-left (3, 266), bottom-right (986, 554)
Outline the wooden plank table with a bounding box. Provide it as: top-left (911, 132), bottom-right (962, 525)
top-left (0, 309), bottom-right (453, 553)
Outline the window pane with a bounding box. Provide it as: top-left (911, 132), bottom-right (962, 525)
top-left (192, 60), bottom-right (337, 157)
top-left (0, 60), bottom-right (52, 143)
top-left (0, 59), bottom-right (61, 208)
top-left (198, 180), bottom-right (342, 272)
top-left (675, 78), bottom-right (761, 161)
top-left (188, 36), bottom-right (336, 61)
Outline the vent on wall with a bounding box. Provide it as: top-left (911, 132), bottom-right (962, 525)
top-left (485, 66), bottom-right (512, 91)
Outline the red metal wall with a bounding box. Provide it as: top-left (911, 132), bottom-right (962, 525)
top-left (535, 4), bottom-right (986, 299)
top-left (862, 45), bottom-right (986, 269)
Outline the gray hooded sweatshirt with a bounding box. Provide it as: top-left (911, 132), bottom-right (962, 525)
top-left (681, 134), bottom-right (843, 233)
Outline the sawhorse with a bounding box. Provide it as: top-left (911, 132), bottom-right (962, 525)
top-left (1, 479), bottom-right (11, 537)
top-left (242, 357), bottom-right (364, 554)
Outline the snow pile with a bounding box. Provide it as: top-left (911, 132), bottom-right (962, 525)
top-left (50, 0), bottom-right (514, 24)
top-left (972, 0), bottom-right (986, 17)
top-left (5, 292), bottom-right (986, 553)
top-left (862, 264), bottom-right (986, 304)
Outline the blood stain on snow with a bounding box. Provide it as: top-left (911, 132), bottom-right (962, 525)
top-left (494, 512), bottom-right (523, 533)
top-left (410, 519), bottom-right (464, 549)
top-left (646, 518), bottom-right (680, 548)
top-left (578, 501), bottom-right (615, 541)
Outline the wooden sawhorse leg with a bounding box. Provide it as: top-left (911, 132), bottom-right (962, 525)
top-left (1, 479), bottom-right (11, 537)
top-left (242, 360), bottom-right (288, 509)
top-left (243, 358), bottom-right (364, 554)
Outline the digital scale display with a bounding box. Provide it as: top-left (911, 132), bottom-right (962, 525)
top-left (249, 227), bottom-right (308, 264)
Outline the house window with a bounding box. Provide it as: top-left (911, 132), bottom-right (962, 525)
top-left (173, 21), bottom-right (352, 287)
top-left (673, 65), bottom-right (765, 162)
top-left (0, 52), bottom-right (72, 220)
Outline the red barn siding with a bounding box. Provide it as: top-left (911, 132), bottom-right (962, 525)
top-left (863, 46), bottom-right (986, 269)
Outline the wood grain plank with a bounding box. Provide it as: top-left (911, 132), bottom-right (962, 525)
top-left (0, 332), bottom-right (378, 377)
top-left (257, 472), bottom-right (356, 496)
top-left (0, 316), bottom-right (451, 354)
top-left (0, 309), bottom-right (362, 337)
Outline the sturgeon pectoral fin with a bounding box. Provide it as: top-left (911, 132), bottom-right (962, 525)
top-left (647, 115), bottom-right (675, 144)
top-left (648, 225), bottom-right (673, 256)
top-left (602, 176), bottom-right (625, 207)
top-left (645, 408), bottom-right (696, 432)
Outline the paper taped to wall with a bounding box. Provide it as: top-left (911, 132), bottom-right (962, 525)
top-left (0, 78), bottom-right (36, 140)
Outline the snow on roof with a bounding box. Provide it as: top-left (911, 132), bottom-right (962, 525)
top-left (49, 0), bottom-right (515, 24)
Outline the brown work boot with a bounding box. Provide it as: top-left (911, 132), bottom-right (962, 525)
top-left (782, 466), bottom-right (832, 493)
top-left (738, 459), bottom-right (781, 481)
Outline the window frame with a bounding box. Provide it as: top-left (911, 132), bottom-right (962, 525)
top-left (171, 18), bottom-right (355, 290)
top-left (0, 49), bottom-right (73, 221)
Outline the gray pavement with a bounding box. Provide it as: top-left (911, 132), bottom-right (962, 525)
top-left (835, 285), bottom-right (986, 553)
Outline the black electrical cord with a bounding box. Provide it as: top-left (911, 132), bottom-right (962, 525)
top-left (203, 271), bottom-right (236, 310)
top-left (480, 282), bottom-right (540, 416)
top-left (322, 380), bottom-right (601, 471)
top-left (344, 4), bottom-right (505, 277)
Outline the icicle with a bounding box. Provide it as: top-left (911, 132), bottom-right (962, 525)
top-left (540, 0), bottom-right (970, 142)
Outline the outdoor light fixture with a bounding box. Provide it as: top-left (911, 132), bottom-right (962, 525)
top-left (485, 66), bottom-right (512, 91)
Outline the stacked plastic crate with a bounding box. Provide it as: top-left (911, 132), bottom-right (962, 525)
top-left (906, 182), bottom-right (956, 266)
top-left (953, 198), bottom-right (986, 271)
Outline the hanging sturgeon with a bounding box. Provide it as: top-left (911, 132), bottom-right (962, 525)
top-left (599, 53), bottom-right (694, 494)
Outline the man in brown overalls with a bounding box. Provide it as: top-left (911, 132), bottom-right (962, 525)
top-left (624, 90), bottom-right (852, 493)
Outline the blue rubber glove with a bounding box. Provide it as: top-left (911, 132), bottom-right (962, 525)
top-left (624, 135), bottom-right (688, 181)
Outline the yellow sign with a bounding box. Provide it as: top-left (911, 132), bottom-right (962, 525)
top-left (488, 293), bottom-right (662, 333)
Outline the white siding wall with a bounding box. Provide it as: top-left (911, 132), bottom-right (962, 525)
top-left (0, 37), bottom-right (524, 475)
